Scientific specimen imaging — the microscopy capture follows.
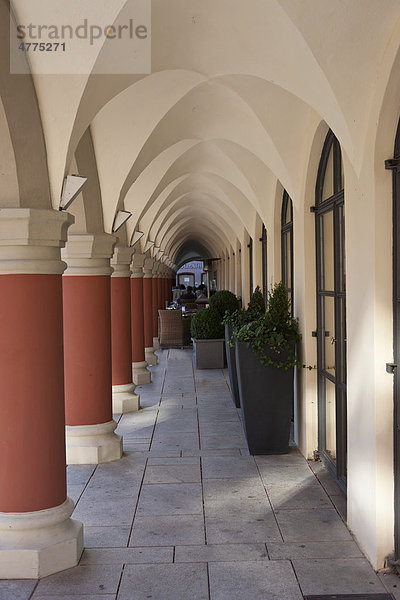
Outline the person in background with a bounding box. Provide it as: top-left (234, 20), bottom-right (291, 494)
top-left (195, 286), bottom-right (207, 300)
top-left (178, 285), bottom-right (196, 302)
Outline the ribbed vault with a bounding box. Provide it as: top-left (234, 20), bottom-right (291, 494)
top-left (7, 0), bottom-right (400, 270)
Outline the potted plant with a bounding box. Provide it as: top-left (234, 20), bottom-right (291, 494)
top-left (232, 282), bottom-right (302, 455)
top-left (208, 290), bottom-right (240, 318)
top-left (208, 289), bottom-right (241, 373)
top-left (223, 286), bottom-right (265, 408)
top-left (191, 307), bottom-right (225, 369)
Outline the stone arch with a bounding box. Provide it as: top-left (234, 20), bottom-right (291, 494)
top-left (68, 127), bottom-right (110, 238)
top-left (0, 2), bottom-right (51, 208)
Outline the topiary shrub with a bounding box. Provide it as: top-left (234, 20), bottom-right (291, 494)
top-left (247, 285), bottom-right (266, 315)
top-left (191, 307), bottom-right (225, 339)
top-left (208, 290), bottom-right (240, 319)
top-left (265, 281), bottom-right (291, 328)
top-left (223, 286), bottom-right (266, 335)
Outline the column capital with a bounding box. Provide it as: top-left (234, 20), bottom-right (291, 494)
top-left (143, 257), bottom-right (155, 278)
top-left (0, 208), bottom-right (74, 275)
top-left (152, 260), bottom-right (161, 277)
top-left (62, 233), bottom-right (116, 276)
top-left (111, 246), bottom-right (134, 278)
top-left (131, 252), bottom-right (145, 278)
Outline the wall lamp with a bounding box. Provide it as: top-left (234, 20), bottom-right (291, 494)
top-left (130, 231), bottom-right (144, 247)
top-left (60, 175), bottom-right (88, 210)
top-left (112, 210), bottom-right (132, 233)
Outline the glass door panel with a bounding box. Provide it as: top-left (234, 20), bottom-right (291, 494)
top-left (338, 205), bottom-right (346, 292)
top-left (324, 377), bottom-right (337, 462)
top-left (321, 210), bottom-right (335, 291)
top-left (323, 296), bottom-right (336, 376)
top-left (285, 233), bottom-right (292, 289)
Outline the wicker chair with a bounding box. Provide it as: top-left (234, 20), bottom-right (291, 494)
top-left (158, 309), bottom-right (191, 347)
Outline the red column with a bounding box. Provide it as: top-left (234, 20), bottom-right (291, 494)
top-left (112, 275), bottom-right (132, 385)
top-left (152, 274), bottom-right (160, 348)
top-left (166, 276), bottom-right (173, 305)
top-left (143, 263), bottom-right (157, 365)
top-left (131, 275), bottom-right (145, 363)
top-left (164, 277), bottom-right (168, 305)
top-left (2, 275), bottom-right (67, 511)
top-left (158, 275), bottom-right (163, 310)
top-left (64, 277), bottom-right (112, 426)
top-left (159, 275), bottom-right (165, 309)
top-left (131, 258), bottom-right (151, 385)
top-left (0, 208), bottom-right (82, 579)
top-left (62, 234), bottom-right (122, 465)
top-left (111, 258), bottom-right (140, 413)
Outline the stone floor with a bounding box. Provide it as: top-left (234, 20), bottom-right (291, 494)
top-left (3, 348), bottom-right (400, 599)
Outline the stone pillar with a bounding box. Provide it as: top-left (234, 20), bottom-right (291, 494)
top-left (143, 257), bottom-right (158, 365)
top-left (111, 247), bottom-right (140, 413)
top-left (152, 261), bottom-right (160, 350)
top-left (0, 208), bottom-right (83, 579)
top-left (131, 253), bottom-right (151, 384)
top-left (62, 233), bottom-right (122, 465)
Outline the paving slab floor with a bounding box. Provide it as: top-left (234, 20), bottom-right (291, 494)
top-left (3, 348), bottom-right (400, 600)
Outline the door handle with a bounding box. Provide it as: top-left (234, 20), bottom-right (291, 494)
top-left (330, 337), bottom-right (337, 345)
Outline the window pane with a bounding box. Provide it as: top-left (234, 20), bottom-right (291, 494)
top-left (333, 140), bottom-right (344, 194)
top-left (282, 197), bottom-right (288, 225)
top-left (321, 210), bottom-right (334, 291)
top-left (282, 195), bottom-right (293, 225)
top-left (339, 205), bottom-right (346, 292)
top-left (322, 146), bottom-right (334, 201)
top-left (262, 228), bottom-right (268, 301)
top-left (286, 232), bottom-right (292, 289)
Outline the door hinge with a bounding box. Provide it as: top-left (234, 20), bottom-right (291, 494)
top-left (386, 363), bottom-right (397, 374)
top-left (385, 158), bottom-right (400, 171)
top-left (312, 330), bottom-right (330, 338)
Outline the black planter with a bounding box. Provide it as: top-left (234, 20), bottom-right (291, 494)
top-left (235, 341), bottom-right (294, 454)
top-left (225, 324), bottom-right (240, 407)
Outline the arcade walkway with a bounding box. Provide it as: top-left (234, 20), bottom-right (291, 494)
top-left (2, 349), bottom-right (400, 599)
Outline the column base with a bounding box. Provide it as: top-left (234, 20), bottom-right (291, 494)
top-left (0, 498), bottom-right (83, 579)
top-left (66, 420), bottom-right (122, 465)
top-left (153, 336), bottom-right (160, 351)
top-left (112, 383), bottom-right (140, 413)
top-left (132, 360), bottom-right (151, 385)
top-left (145, 347), bottom-right (158, 366)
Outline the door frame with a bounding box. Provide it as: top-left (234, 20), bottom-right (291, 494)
top-left (315, 130), bottom-right (347, 492)
top-left (387, 118), bottom-right (400, 558)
